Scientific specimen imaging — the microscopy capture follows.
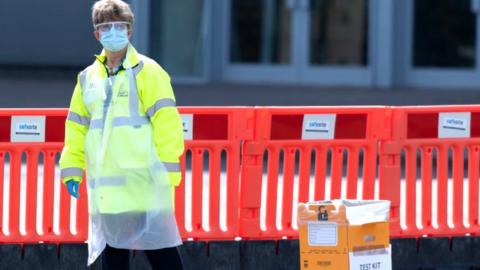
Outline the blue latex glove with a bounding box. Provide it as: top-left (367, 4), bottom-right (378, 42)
top-left (66, 180), bottom-right (80, 199)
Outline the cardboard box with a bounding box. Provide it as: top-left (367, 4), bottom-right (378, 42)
top-left (298, 200), bottom-right (391, 270)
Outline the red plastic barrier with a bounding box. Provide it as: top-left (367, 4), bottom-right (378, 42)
top-left (0, 107), bottom-right (254, 243)
top-left (380, 105), bottom-right (480, 238)
top-left (0, 109), bottom-right (88, 243)
top-left (3, 106), bottom-right (480, 244)
top-left (176, 107), bottom-right (254, 240)
top-left (239, 107), bottom-right (389, 239)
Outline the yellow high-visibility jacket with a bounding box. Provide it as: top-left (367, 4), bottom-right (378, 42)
top-left (59, 44), bottom-right (184, 188)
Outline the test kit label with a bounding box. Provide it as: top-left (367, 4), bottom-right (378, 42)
top-left (349, 246), bottom-right (392, 270)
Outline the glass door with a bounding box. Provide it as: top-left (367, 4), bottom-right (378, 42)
top-left (300, 0), bottom-right (372, 85)
top-left (403, 0), bottom-right (480, 88)
top-left (223, 0), bottom-right (297, 83)
top-left (222, 0), bottom-right (373, 85)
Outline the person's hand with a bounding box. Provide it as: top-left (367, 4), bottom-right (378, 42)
top-left (66, 180), bottom-right (80, 199)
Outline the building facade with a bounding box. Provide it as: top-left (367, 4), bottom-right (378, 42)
top-left (1, 0), bottom-right (479, 89)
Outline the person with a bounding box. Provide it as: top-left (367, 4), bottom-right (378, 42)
top-left (59, 0), bottom-right (185, 269)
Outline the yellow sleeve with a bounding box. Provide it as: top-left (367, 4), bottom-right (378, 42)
top-left (140, 62), bottom-right (185, 187)
top-left (59, 73), bottom-right (90, 184)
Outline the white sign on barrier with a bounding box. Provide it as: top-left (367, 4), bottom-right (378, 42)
top-left (10, 116), bottom-right (46, 142)
top-left (302, 114), bottom-right (336, 140)
top-left (438, 112), bottom-right (471, 138)
top-left (181, 114), bottom-right (193, 140)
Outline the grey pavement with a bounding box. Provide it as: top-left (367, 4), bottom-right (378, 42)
top-left (0, 69), bottom-right (480, 108)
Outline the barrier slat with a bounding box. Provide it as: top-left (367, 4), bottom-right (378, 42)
top-left (209, 147), bottom-right (221, 234)
top-left (330, 146), bottom-right (343, 199)
top-left (453, 145), bottom-right (464, 229)
top-left (362, 145), bottom-right (376, 200)
top-left (9, 149), bottom-right (21, 239)
top-left (59, 169), bottom-right (71, 239)
top-left (191, 148), bottom-right (204, 234)
top-left (0, 151), bottom-right (4, 236)
top-left (42, 150), bottom-right (55, 237)
top-left (281, 147), bottom-right (295, 233)
top-left (405, 147), bottom-right (417, 232)
top-left (226, 145), bottom-right (239, 236)
top-left (298, 146), bottom-right (311, 203)
top-left (313, 146), bottom-right (327, 201)
top-left (468, 145), bottom-right (479, 227)
top-left (346, 147), bottom-right (359, 199)
top-left (437, 145), bottom-right (449, 231)
top-left (265, 146), bottom-right (279, 234)
top-left (25, 149), bottom-right (39, 238)
top-left (421, 146), bottom-right (433, 229)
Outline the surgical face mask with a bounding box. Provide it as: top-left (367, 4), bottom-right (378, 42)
top-left (96, 21), bottom-right (130, 52)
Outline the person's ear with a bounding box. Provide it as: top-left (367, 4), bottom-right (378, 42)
top-left (127, 26), bottom-right (133, 39)
top-left (94, 31), bottom-right (101, 42)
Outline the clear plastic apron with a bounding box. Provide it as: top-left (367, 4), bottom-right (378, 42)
top-left (83, 62), bottom-right (181, 265)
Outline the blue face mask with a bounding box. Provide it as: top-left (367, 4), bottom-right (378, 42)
top-left (99, 26), bottom-right (129, 52)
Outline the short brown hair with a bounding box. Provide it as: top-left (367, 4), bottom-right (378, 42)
top-left (92, 0), bottom-right (134, 27)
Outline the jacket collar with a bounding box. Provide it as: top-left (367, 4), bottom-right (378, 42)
top-left (94, 43), bottom-right (140, 70)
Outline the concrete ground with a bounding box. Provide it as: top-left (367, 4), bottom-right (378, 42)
top-left (0, 69), bottom-right (480, 108)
